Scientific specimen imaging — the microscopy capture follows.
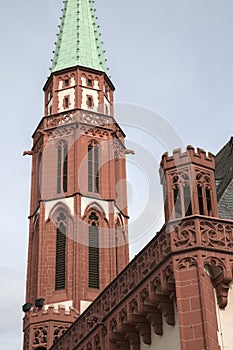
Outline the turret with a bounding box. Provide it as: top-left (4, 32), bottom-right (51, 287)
top-left (160, 145), bottom-right (218, 222)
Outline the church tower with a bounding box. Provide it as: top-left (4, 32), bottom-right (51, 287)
top-left (23, 0), bottom-right (129, 348)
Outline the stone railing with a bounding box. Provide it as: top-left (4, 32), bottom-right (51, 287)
top-left (44, 109), bottom-right (115, 130)
top-left (50, 215), bottom-right (233, 349)
top-left (168, 215), bottom-right (233, 252)
top-left (50, 225), bottom-right (171, 349)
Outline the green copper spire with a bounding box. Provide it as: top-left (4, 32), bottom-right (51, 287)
top-left (51, 0), bottom-right (108, 75)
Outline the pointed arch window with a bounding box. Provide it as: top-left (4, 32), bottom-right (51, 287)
top-left (184, 184), bottom-right (192, 216)
top-left (206, 188), bottom-right (212, 215)
top-left (57, 142), bottom-right (68, 194)
top-left (174, 186), bottom-right (182, 219)
top-left (55, 212), bottom-right (67, 290)
top-left (197, 185), bottom-right (204, 215)
top-left (196, 172), bottom-right (214, 216)
top-left (37, 152), bottom-right (42, 203)
top-left (88, 212), bottom-right (99, 289)
top-left (88, 141), bottom-right (99, 193)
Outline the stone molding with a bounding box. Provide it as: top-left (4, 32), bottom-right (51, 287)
top-left (50, 215), bottom-right (233, 349)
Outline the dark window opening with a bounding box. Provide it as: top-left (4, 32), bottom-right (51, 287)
top-left (57, 143), bottom-right (68, 194)
top-left (57, 146), bottom-right (62, 194)
top-left (198, 185), bottom-right (204, 215)
top-left (94, 145), bottom-right (99, 193)
top-left (64, 97), bottom-right (69, 109)
top-left (88, 142), bottom-right (99, 193)
top-left (63, 143), bottom-right (68, 193)
top-left (206, 188), bottom-right (212, 216)
top-left (87, 79), bottom-right (93, 87)
top-left (55, 218), bottom-right (66, 290)
top-left (87, 97), bottom-right (93, 108)
top-left (174, 186), bottom-right (182, 218)
top-left (184, 184), bottom-right (192, 216)
top-left (88, 144), bottom-right (93, 192)
top-left (64, 79), bottom-right (69, 87)
top-left (49, 105), bottom-right (52, 115)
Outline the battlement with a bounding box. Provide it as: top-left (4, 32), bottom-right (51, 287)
top-left (160, 145), bottom-right (215, 173)
top-left (23, 305), bottom-right (79, 331)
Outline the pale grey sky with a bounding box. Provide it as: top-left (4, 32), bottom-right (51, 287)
top-left (1, 0), bottom-right (233, 348)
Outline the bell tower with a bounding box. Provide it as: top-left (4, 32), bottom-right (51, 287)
top-left (23, 0), bottom-right (129, 348)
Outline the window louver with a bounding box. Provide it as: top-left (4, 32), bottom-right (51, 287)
top-left (55, 223), bottom-right (66, 290)
top-left (88, 224), bottom-right (99, 289)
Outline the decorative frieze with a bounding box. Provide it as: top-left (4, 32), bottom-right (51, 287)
top-left (46, 113), bottom-right (75, 128)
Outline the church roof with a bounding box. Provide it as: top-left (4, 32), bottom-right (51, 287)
top-left (51, 0), bottom-right (108, 75)
top-left (215, 137), bottom-right (233, 219)
top-left (215, 137), bottom-right (233, 201)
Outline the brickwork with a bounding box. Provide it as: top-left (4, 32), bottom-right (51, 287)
top-left (47, 146), bottom-right (233, 349)
top-left (23, 62), bottom-right (129, 349)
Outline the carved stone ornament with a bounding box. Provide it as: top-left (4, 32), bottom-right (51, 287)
top-left (176, 256), bottom-right (198, 271)
top-left (46, 113), bottom-right (75, 128)
top-left (113, 138), bottom-right (125, 157)
top-left (204, 256), bottom-right (232, 309)
top-left (80, 125), bottom-right (110, 138)
top-left (79, 111), bottom-right (111, 127)
top-left (48, 125), bottom-right (75, 139)
top-left (172, 220), bottom-right (196, 249)
top-left (201, 220), bottom-right (233, 249)
top-left (33, 326), bottom-right (48, 346)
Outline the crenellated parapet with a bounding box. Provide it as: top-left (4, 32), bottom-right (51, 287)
top-left (23, 305), bottom-right (78, 350)
top-left (160, 146), bottom-right (218, 221)
top-left (160, 145), bottom-right (215, 173)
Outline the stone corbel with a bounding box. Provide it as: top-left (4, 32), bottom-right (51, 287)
top-left (141, 304), bottom-right (163, 336)
top-left (149, 293), bottom-right (175, 326)
top-left (213, 269), bottom-right (232, 309)
top-left (128, 313), bottom-right (151, 345)
top-left (109, 320), bottom-right (139, 349)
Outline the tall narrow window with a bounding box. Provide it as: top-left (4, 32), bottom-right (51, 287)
top-left (174, 186), bottom-right (182, 218)
top-left (206, 188), bottom-right (212, 216)
top-left (63, 143), bottom-right (68, 193)
top-left (57, 142), bottom-right (68, 194)
top-left (37, 152), bottom-right (42, 203)
top-left (87, 96), bottom-right (93, 108)
top-left (55, 212), bottom-right (67, 290)
top-left (64, 97), bottom-right (69, 109)
top-left (87, 79), bottom-right (93, 87)
top-left (88, 141), bottom-right (99, 193)
top-left (184, 184), bottom-right (192, 216)
top-left (64, 79), bottom-right (69, 87)
top-left (88, 212), bottom-right (99, 289)
top-left (198, 185), bottom-right (204, 215)
top-left (57, 145), bottom-right (62, 193)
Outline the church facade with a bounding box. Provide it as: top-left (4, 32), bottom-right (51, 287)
top-left (22, 1), bottom-right (233, 349)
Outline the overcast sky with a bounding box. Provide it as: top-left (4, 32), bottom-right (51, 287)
top-left (1, 0), bottom-right (233, 348)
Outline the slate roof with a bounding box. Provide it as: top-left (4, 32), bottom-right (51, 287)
top-left (215, 137), bottom-right (233, 219)
top-left (215, 137), bottom-right (233, 199)
top-left (51, 0), bottom-right (108, 74)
